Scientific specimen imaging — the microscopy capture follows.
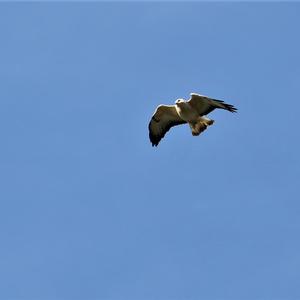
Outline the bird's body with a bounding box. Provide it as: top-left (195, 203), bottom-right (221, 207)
top-left (148, 93), bottom-right (237, 146)
top-left (175, 101), bottom-right (214, 136)
top-left (175, 101), bottom-right (198, 122)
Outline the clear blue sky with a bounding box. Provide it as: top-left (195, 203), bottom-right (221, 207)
top-left (1, 2), bottom-right (300, 300)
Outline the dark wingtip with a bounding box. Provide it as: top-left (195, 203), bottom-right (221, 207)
top-left (149, 134), bottom-right (160, 147)
top-left (211, 98), bottom-right (237, 113)
top-left (224, 103), bottom-right (238, 113)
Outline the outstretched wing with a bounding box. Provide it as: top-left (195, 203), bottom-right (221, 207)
top-left (148, 105), bottom-right (186, 147)
top-left (188, 93), bottom-right (237, 116)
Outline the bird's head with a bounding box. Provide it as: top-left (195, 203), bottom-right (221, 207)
top-left (175, 99), bottom-right (185, 106)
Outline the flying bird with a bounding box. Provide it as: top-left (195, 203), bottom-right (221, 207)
top-left (148, 93), bottom-right (237, 146)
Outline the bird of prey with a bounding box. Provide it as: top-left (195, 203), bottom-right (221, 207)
top-left (148, 93), bottom-right (237, 146)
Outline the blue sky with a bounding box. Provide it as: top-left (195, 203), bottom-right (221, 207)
top-left (0, 2), bottom-right (300, 300)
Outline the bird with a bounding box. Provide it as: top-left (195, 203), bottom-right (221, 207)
top-left (148, 93), bottom-right (237, 146)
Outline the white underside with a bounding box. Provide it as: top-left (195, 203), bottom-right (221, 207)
top-left (175, 102), bottom-right (198, 122)
top-left (175, 102), bottom-right (214, 136)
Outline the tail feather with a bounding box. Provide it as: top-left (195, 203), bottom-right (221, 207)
top-left (190, 118), bottom-right (214, 136)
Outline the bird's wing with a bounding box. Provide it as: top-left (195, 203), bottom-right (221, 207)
top-left (188, 93), bottom-right (237, 116)
top-left (148, 105), bottom-right (186, 147)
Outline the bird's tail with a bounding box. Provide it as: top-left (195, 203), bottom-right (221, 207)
top-left (189, 117), bottom-right (214, 136)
